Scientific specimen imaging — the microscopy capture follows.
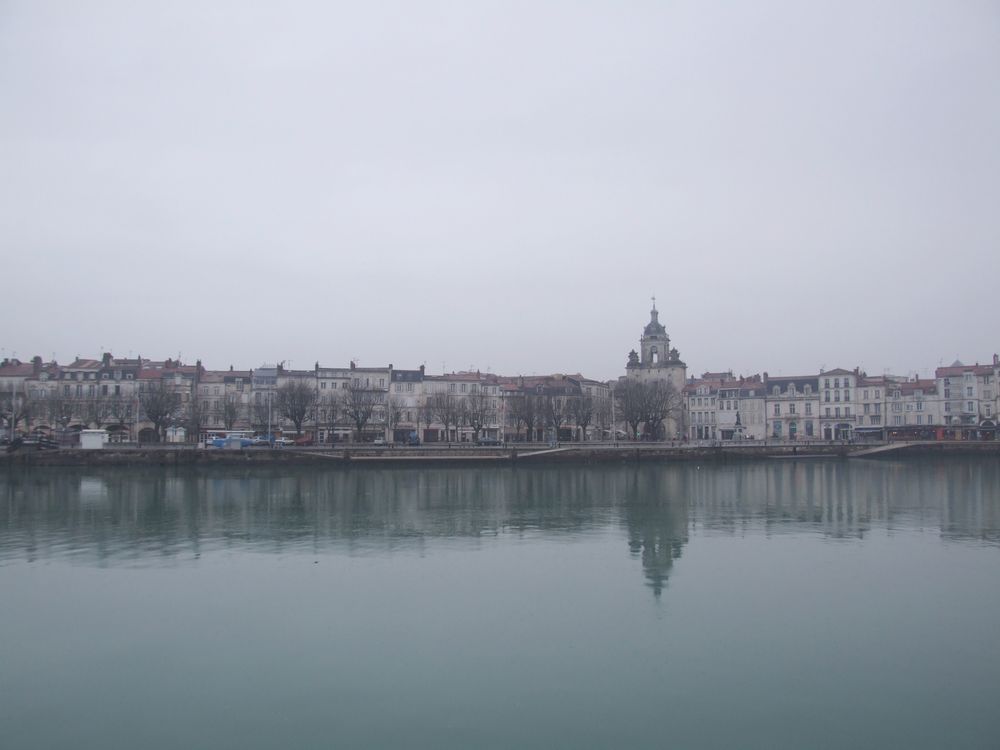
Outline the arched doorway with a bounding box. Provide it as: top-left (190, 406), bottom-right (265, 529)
top-left (138, 427), bottom-right (158, 443)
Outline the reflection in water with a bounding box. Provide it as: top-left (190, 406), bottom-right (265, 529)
top-left (2, 459), bottom-right (999, 592)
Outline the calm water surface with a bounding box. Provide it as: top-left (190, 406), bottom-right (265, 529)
top-left (1, 459), bottom-right (999, 749)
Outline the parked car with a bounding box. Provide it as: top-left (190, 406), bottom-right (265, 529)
top-left (273, 437), bottom-right (294, 447)
top-left (373, 437), bottom-right (386, 445)
top-left (476, 437), bottom-right (502, 446)
top-left (293, 435), bottom-right (314, 446)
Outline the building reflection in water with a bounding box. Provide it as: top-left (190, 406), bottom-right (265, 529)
top-left (1, 459), bottom-right (998, 593)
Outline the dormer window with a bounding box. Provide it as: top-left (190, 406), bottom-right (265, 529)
top-left (772, 385), bottom-right (780, 396)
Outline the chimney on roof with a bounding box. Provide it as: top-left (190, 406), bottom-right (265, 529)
top-left (763, 371), bottom-right (768, 381)
top-left (419, 364), bottom-right (425, 375)
top-left (32, 355), bottom-right (42, 375)
top-left (350, 360), bottom-right (356, 370)
top-left (315, 361), bottom-right (319, 373)
top-left (229, 365), bottom-right (233, 371)
top-left (102, 352), bottom-right (112, 367)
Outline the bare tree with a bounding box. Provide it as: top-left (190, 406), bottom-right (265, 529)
top-left (185, 399), bottom-right (210, 442)
top-left (221, 394), bottom-right (243, 430)
top-left (276, 380), bottom-right (319, 436)
top-left (3, 393), bottom-right (35, 435)
top-left (106, 395), bottom-right (132, 439)
top-left (320, 391), bottom-right (340, 443)
top-left (342, 381), bottom-right (381, 440)
top-left (47, 392), bottom-right (78, 430)
top-left (418, 397), bottom-right (436, 439)
top-left (139, 382), bottom-right (180, 442)
top-left (642, 380), bottom-right (683, 440)
top-left (251, 399), bottom-right (272, 434)
top-left (544, 393), bottom-right (569, 441)
top-left (508, 393), bottom-right (541, 442)
top-left (82, 396), bottom-right (113, 429)
top-left (427, 392), bottom-right (461, 442)
top-left (569, 394), bottom-right (594, 441)
top-left (615, 380), bottom-right (646, 440)
top-left (463, 390), bottom-right (493, 442)
top-left (383, 394), bottom-right (402, 441)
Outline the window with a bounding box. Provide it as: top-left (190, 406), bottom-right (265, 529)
top-left (916, 401), bottom-right (923, 411)
top-left (825, 407), bottom-right (831, 417)
top-left (864, 403), bottom-right (870, 414)
top-left (892, 403), bottom-right (902, 412)
top-left (773, 404), bottom-right (780, 416)
top-left (967, 402), bottom-right (975, 412)
top-left (824, 392), bottom-right (830, 402)
top-left (916, 415), bottom-right (923, 424)
top-left (805, 403), bottom-right (812, 415)
top-left (834, 378), bottom-right (840, 388)
top-left (773, 386), bottom-right (780, 396)
top-left (843, 390), bottom-right (850, 401)
top-left (804, 385), bottom-right (812, 395)
top-left (944, 388), bottom-right (951, 398)
top-left (893, 415), bottom-right (903, 425)
top-left (789, 403), bottom-right (796, 414)
top-left (845, 407), bottom-right (851, 416)
top-left (834, 392), bottom-right (840, 402)
top-left (835, 407), bottom-right (841, 418)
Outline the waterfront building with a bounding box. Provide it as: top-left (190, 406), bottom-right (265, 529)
top-left (884, 378), bottom-right (941, 438)
top-left (935, 356), bottom-right (999, 439)
top-left (388, 366), bottom-right (426, 443)
top-left (684, 372), bottom-right (766, 441)
top-left (817, 368), bottom-right (858, 441)
top-left (764, 373), bottom-right (821, 440)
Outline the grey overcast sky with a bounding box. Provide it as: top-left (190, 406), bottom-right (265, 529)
top-left (1, 1), bottom-right (998, 380)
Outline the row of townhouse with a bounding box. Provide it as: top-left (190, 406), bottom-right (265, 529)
top-left (682, 356), bottom-right (1000, 441)
top-left (1, 354), bottom-right (613, 444)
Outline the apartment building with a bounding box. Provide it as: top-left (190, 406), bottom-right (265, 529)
top-left (764, 374), bottom-right (821, 440)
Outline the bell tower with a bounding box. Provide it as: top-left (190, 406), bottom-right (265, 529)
top-left (641, 297), bottom-right (669, 367)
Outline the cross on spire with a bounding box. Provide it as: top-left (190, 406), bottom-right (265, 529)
top-left (651, 294), bottom-right (656, 311)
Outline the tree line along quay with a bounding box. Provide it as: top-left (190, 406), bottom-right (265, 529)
top-left (2, 303), bottom-right (998, 451)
